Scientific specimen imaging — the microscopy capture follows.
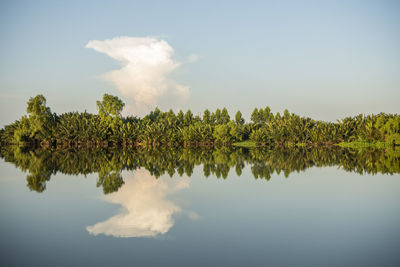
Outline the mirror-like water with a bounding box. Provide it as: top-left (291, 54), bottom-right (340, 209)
top-left (0, 147), bottom-right (399, 267)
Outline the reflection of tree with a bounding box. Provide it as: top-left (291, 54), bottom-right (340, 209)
top-left (97, 170), bottom-right (124, 194)
top-left (0, 146), bottom-right (399, 194)
top-left (27, 172), bottom-right (51, 192)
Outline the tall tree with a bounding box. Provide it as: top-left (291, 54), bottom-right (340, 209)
top-left (25, 94), bottom-right (53, 142)
top-left (96, 94), bottom-right (125, 118)
top-left (221, 108), bottom-right (230, 124)
top-left (235, 111), bottom-right (244, 125)
top-left (215, 109), bottom-right (222, 124)
top-left (27, 95), bottom-right (51, 117)
top-left (184, 110), bottom-right (193, 125)
top-left (251, 108), bottom-right (260, 124)
top-left (203, 109), bottom-right (211, 124)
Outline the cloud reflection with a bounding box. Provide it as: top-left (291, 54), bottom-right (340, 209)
top-left (87, 169), bottom-right (190, 238)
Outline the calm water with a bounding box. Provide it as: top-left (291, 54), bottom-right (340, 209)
top-left (0, 147), bottom-right (399, 267)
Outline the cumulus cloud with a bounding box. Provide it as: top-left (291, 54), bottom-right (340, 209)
top-left (86, 169), bottom-right (190, 238)
top-left (86, 36), bottom-right (189, 113)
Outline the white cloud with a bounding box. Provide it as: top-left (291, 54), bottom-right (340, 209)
top-left (86, 36), bottom-right (189, 113)
top-left (86, 169), bottom-right (190, 238)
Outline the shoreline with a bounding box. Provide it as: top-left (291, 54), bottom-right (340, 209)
top-left (1, 140), bottom-right (396, 150)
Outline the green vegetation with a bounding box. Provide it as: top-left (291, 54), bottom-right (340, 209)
top-left (0, 94), bottom-right (399, 148)
top-left (337, 141), bottom-right (390, 149)
top-left (1, 145), bottom-right (399, 194)
top-left (233, 141), bottom-right (258, 148)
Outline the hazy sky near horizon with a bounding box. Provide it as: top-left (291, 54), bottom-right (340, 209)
top-left (0, 0), bottom-right (399, 126)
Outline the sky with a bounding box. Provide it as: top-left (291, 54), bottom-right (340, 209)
top-left (0, 0), bottom-right (399, 127)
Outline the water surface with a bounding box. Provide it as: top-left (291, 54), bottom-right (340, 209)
top-left (0, 147), bottom-right (399, 267)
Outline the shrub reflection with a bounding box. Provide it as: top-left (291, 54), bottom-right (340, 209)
top-left (0, 146), bottom-right (399, 193)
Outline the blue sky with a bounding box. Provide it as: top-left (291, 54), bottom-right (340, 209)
top-left (1, 0), bottom-right (399, 126)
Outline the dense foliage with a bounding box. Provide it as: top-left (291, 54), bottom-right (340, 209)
top-left (0, 94), bottom-right (399, 147)
top-left (1, 146), bottom-right (399, 193)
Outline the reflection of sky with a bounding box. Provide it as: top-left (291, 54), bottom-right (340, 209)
top-left (87, 169), bottom-right (190, 238)
top-left (1, 160), bottom-right (400, 266)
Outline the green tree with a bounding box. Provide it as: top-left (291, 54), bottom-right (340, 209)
top-left (184, 110), bottom-right (194, 125)
top-left (213, 124), bottom-right (232, 144)
top-left (177, 110), bottom-right (185, 125)
top-left (221, 108), bottom-right (230, 124)
top-left (24, 94), bottom-right (54, 143)
top-left (262, 106), bottom-right (271, 123)
top-left (235, 111), bottom-right (244, 125)
top-left (27, 95), bottom-right (51, 116)
top-left (251, 108), bottom-right (260, 124)
top-left (203, 109), bottom-right (211, 124)
top-left (97, 94), bottom-right (125, 118)
top-left (215, 109), bottom-right (222, 124)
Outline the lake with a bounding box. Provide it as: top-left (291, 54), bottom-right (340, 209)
top-left (0, 147), bottom-right (399, 267)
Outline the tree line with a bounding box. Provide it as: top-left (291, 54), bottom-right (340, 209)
top-left (0, 94), bottom-right (399, 147)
